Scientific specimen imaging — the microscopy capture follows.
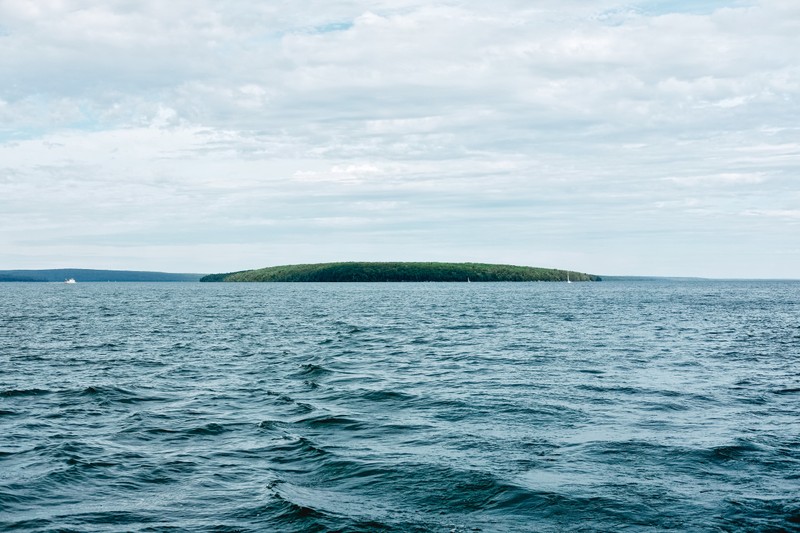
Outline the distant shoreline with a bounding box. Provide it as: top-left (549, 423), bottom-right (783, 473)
top-left (0, 269), bottom-right (204, 283)
top-left (3, 268), bottom-right (794, 283)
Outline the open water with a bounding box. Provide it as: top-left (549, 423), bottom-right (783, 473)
top-left (1, 281), bottom-right (799, 532)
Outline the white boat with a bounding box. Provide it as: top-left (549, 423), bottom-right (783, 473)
top-left (566, 272), bottom-right (571, 283)
top-left (64, 278), bottom-right (77, 284)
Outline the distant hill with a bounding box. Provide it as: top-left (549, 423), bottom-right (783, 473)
top-left (0, 269), bottom-right (204, 282)
top-left (201, 262), bottom-right (601, 282)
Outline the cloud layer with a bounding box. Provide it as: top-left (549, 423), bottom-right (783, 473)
top-left (1, 0), bottom-right (798, 277)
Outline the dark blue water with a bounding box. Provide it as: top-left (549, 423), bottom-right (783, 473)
top-left (1, 281), bottom-right (799, 532)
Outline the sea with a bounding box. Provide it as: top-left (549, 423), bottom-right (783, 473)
top-left (1, 281), bottom-right (798, 532)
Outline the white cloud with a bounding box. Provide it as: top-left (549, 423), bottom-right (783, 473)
top-left (664, 173), bottom-right (767, 186)
top-left (742, 209), bottom-right (800, 220)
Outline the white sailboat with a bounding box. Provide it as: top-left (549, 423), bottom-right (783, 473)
top-left (566, 272), bottom-right (571, 284)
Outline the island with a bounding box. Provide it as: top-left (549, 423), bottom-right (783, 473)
top-left (200, 262), bottom-right (601, 282)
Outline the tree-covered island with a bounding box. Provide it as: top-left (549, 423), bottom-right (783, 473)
top-left (200, 262), bottom-right (601, 282)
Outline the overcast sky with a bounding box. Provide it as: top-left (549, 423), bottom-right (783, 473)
top-left (1, 0), bottom-right (798, 277)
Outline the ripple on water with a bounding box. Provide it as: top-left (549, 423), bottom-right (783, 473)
top-left (1, 281), bottom-right (799, 531)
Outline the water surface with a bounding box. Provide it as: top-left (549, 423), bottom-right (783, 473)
top-left (1, 281), bottom-right (799, 531)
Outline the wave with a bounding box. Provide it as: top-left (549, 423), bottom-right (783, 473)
top-left (1, 388), bottom-right (51, 397)
top-left (291, 363), bottom-right (334, 378)
top-left (186, 422), bottom-right (229, 436)
top-left (3, 281), bottom-right (799, 531)
top-left (359, 389), bottom-right (417, 402)
top-left (773, 387), bottom-right (800, 395)
top-left (293, 414), bottom-right (368, 431)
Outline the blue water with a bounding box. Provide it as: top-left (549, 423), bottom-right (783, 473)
top-left (1, 281), bottom-right (799, 532)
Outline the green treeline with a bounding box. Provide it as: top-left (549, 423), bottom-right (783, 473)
top-left (200, 262), bottom-right (601, 283)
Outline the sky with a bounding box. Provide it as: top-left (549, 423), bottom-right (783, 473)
top-left (1, 0), bottom-right (798, 278)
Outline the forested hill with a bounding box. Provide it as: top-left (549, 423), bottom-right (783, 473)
top-left (201, 262), bottom-right (601, 282)
top-left (0, 269), bottom-right (204, 282)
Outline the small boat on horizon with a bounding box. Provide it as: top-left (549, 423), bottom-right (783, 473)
top-left (64, 278), bottom-right (77, 284)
